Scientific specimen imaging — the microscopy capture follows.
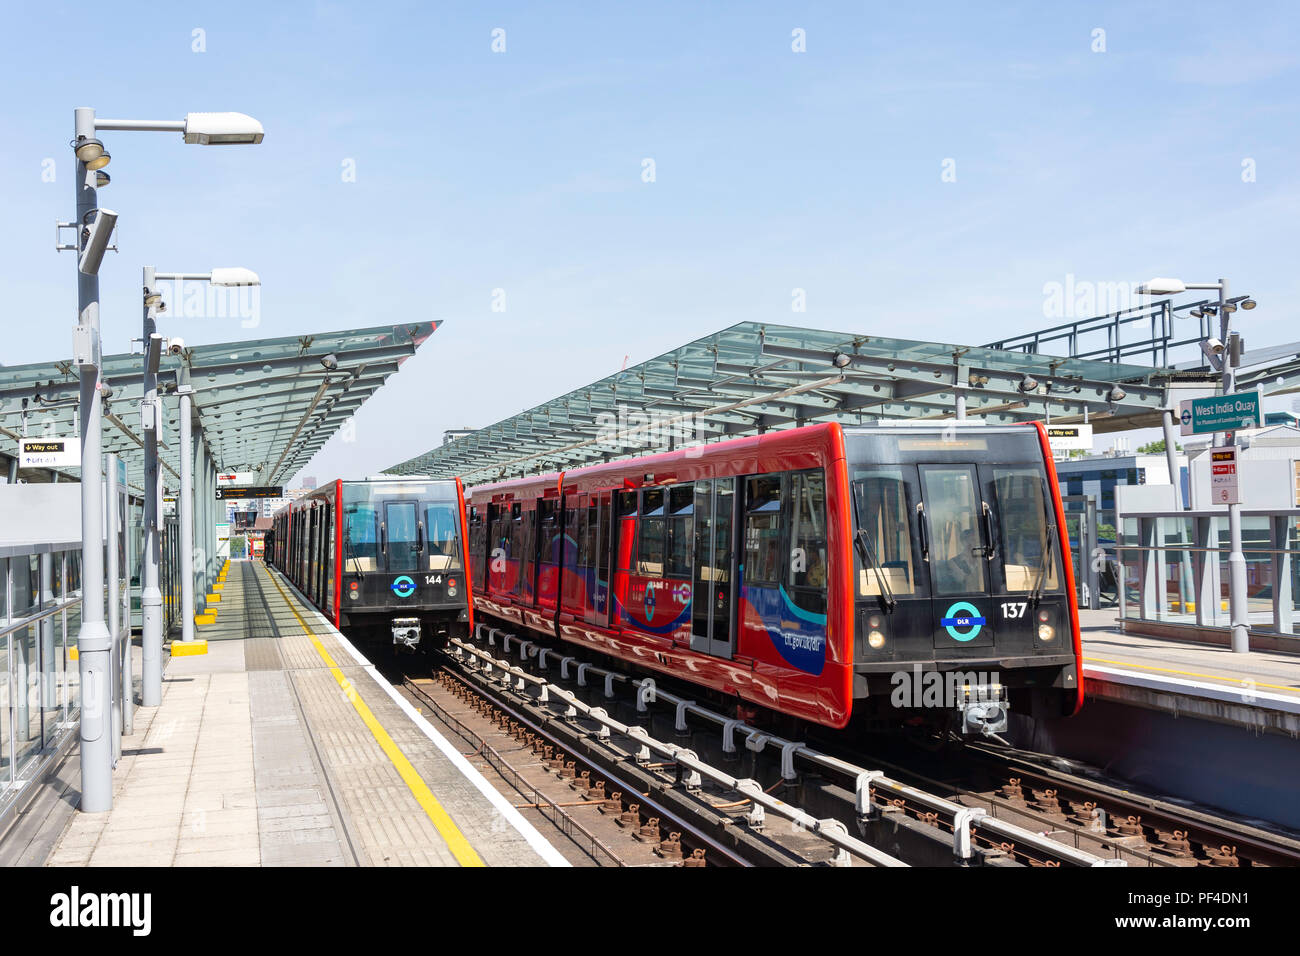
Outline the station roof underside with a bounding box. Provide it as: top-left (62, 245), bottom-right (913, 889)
top-left (0, 320), bottom-right (439, 494)
top-left (387, 320), bottom-right (1245, 483)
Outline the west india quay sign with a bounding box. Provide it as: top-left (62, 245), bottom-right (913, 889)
top-left (1179, 391), bottom-right (1261, 435)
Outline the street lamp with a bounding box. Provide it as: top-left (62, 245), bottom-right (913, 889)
top-left (1138, 276), bottom-right (1257, 653)
top-left (139, 268), bottom-right (261, 709)
top-left (66, 106), bottom-right (263, 814)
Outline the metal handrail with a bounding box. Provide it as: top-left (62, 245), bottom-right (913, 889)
top-left (0, 593), bottom-right (84, 640)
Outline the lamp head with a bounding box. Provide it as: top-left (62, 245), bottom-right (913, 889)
top-left (183, 112), bottom-right (264, 145)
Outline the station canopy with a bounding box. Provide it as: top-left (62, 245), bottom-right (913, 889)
top-left (385, 320), bottom-right (1197, 483)
top-left (0, 320), bottom-right (439, 494)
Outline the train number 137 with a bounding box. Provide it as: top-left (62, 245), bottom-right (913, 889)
top-left (1000, 601), bottom-right (1027, 618)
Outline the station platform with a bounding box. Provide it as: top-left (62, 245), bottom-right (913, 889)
top-left (1079, 608), bottom-right (1300, 736)
top-left (42, 561), bottom-right (567, 867)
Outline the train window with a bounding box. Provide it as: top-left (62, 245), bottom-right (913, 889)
top-left (992, 468), bottom-right (1059, 592)
top-left (509, 503), bottom-right (524, 563)
top-left (786, 471), bottom-right (827, 613)
top-left (638, 488), bottom-right (666, 576)
top-left (425, 501), bottom-right (462, 571)
top-left (666, 485), bottom-right (693, 578)
top-left (743, 475), bottom-right (783, 586)
top-left (920, 466), bottom-right (987, 595)
top-left (616, 491), bottom-right (638, 571)
top-left (539, 500), bottom-right (561, 566)
top-left (851, 469), bottom-right (918, 597)
top-left (343, 502), bottom-right (379, 573)
top-left (583, 503), bottom-right (599, 570)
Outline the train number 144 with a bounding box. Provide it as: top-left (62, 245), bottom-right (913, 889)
top-left (1000, 601), bottom-right (1027, 618)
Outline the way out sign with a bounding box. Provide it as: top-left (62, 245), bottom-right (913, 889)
top-left (20, 436), bottom-right (81, 468)
top-left (1046, 424), bottom-right (1092, 452)
top-left (1209, 446), bottom-right (1239, 505)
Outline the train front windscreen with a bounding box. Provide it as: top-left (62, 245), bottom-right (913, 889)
top-left (844, 426), bottom-right (1077, 731)
top-left (340, 480), bottom-right (467, 646)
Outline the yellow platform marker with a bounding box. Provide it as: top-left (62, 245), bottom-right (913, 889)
top-left (206, 593), bottom-right (222, 604)
top-left (264, 566), bottom-right (485, 867)
top-left (69, 646), bottom-right (79, 661)
top-left (172, 639), bottom-right (208, 656)
top-left (195, 612), bottom-right (217, 625)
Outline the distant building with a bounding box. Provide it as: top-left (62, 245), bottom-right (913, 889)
top-left (1053, 450), bottom-right (1187, 539)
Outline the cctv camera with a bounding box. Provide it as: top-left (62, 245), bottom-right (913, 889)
top-left (77, 208), bottom-right (118, 276)
top-left (167, 337), bottom-right (185, 356)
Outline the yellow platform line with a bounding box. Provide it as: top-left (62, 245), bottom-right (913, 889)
top-left (263, 567), bottom-right (484, 867)
top-left (1084, 656), bottom-right (1300, 695)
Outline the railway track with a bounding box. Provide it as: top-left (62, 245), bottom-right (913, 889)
top-left (431, 619), bottom-right (1300, 868)
top-left (422, 623), bottom-right (1132, 866)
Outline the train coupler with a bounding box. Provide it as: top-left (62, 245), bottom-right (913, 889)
top-left (957, 682), bottom-right (1009, 736)
top-left (391, 617), bottom-right (422, 650)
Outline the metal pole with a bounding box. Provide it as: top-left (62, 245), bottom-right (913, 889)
top-left (179, 371), bottom-right (196, 642)
top-left (196, 438), bottom-right (207, 608)
top-left (106, 454), bottom-right (122, 764)
top-left (1161, 410), bottom-right (1182, 510)
top-left (1221, 278), bottom-right (1250, 653)
top-left (73, 106), bottom-right (113, 812)
top-left (121, 486), bottom-right (134, 735)
top-left (39, 552), bottom-right (54, 711)
top-left (141, 266), bottom-right (163, 705)
top-left (1162, 407), bottom-right (1194, 610)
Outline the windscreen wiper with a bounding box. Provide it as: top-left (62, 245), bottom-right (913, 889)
top-left (344, 529), bottom-right (364, 581)
top-left (850, 488), bottom-right (897, 613)
top-left (1028, 525), bottom-right (1055, 606)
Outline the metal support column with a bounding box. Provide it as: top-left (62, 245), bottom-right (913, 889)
top-left (121, 487), bottom-right (134, 735)
top-left (178, 372), bottom-right (196, 641)
top-left (106, 453), bottom-right (122, 765)
top-left (1272, 516), bottom-right (1293, 635)
top-left (1219, 279), bottom-right (1250, 652)
top-left (140, 266), bottom-right (163, 706)
top-left (73, 106), bottom-right (113, 812)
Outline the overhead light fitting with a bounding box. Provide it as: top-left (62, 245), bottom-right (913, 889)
top-left (1137, 277), bottom-right (1187, 296)
top-left (74, 136), bottom-right (104, 163)
top-left (831, 351), bottom-right (852, 369)
top-left (1018, 375), bottom-right (1039, 393)
top-left (319, 353), bottom-right (338, 371)
top-left (1240, 298), bottom-right (1257, 310)
top-left (1107, 386), bottom-right (1126, 403)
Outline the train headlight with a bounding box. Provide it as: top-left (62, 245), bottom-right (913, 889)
top-left (447, 586), bottom-right (458, 597)
top-left (1038, 623), bottom-right (1055, 641)
top-left (866, 613), bottom-right (886, 649)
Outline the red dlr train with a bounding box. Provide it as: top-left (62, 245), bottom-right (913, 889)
top-left (465, 422), bottom-right (1082, 732)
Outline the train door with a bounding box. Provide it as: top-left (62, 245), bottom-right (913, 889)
top-left (689, 478), bottom-right (736, 658)
top-left (918, 465), bottom-right (996, 649)
top-left (595, 492), bottom-right (612, 626)
top-left (383, 500), bottom-right (420, 573)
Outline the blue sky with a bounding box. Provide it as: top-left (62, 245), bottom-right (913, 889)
top-left (2, 1), bottom-right (1297, 482)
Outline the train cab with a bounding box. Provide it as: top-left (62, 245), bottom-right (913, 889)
top-left (845, 424), bottom-right (1081, 732)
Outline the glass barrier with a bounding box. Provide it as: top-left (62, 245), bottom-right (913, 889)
top-left (1117, 512), bottom-right (1300, 638)
top-left (1, 547), bottom-right (85, 789)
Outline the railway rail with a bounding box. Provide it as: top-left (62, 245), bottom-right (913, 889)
top-left (434, 623), bottom-right (1135, 867)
